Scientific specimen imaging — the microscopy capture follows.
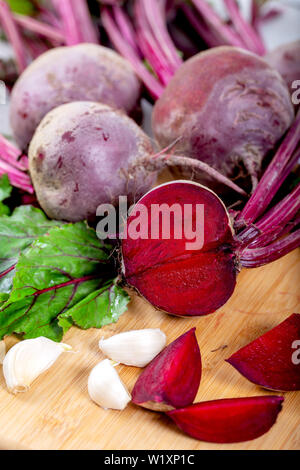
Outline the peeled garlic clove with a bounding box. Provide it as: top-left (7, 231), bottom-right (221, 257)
top-left (88, 359), bottom-right (131, 410)
top-left (3, 337), bottom-right (72, 394)
top-left (0, 341), bottom-right (5, 364)
top-left (99, 329), bottom-right (166, 367)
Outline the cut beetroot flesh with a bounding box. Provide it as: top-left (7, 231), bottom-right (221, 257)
top-left (226, 314), bottom-right (300, 391)
top-left (167, 396), bottom-right (284, 443)
top-left (122, 181), bottom-right (237, 316)
top-left (131, 328), bottom-right (201, 411)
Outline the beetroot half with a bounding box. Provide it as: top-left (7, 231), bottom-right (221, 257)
top-left (226, 313), bottom-right (300, 391)
top-left (131, 328), bottom-right (201, 411)
top-left (167, 396), bottom-right (284, 443)
top-left (122, 181), bottom-right (237, 317)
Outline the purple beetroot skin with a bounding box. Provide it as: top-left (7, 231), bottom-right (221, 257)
top-left (152, 46), bottom-right (294, 191)
top-left (10, 43), bottom-right (141, 151)
top-left (28, 101), bottom-right (155, 222)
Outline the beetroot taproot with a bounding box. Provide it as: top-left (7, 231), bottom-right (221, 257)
top-left (10, 43), bottom-right (141, 151)
top-left (167, 396), bottom-right (284, 443)
top-left (28, 101), bottom-right (155, 222)
top-left (227, 313), bottom-right (300, 391)
top-left (152, 46), bottom-right (294, 190)
top-left (131, 328), bottom-right (201, 411)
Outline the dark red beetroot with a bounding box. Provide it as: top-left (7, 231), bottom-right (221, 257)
top-left (152, 47), bottom-right (294, 190)
top-left (122, 181), bottom-right (237, 317)
top-left (226, 314), bottom-right (300, 392)
top-left (131, 328), bottom-right (201, 411)
top-left (167, 396), bottom-right (284, 443)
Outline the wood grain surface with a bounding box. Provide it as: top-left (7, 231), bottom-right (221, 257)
top-left (0, 247), bottom-right (299, 450)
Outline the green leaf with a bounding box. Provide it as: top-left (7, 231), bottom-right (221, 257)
top-left (6, 0), bottom-right (36, 16)
top-left (58, 282), bottom-right (130, 330)
top-left (0, 222), bottom-right (119, 341)
top-left (0, 174), bottom-right (12, 216)
top-left (0, 205), bottom-right (63, 293)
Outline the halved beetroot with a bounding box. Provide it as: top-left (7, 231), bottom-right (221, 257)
top-left (131, 328), bottom-right (201, 411)
top-left (167, 396), bottom-right (284, 443)
top-left (226, 313), bottom-right (300, 391)
top-left (122, 181), bottom-right (237, 316)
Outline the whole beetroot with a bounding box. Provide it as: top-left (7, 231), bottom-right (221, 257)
top-left (152, 46), bottom-right (294, 190)
top-left (10, 43), bottom-right (141, 151)
top-left (28, 101), bottom-right (155, 222)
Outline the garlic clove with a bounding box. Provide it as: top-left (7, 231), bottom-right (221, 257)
top-left (88, 359), bottom-right (131, 410)
top-left (0, 340), bottom-right (5, 364)
top-left (3, 337), bottom-right (72, 394)
top-left (99, 329), bottom-right (166, 367)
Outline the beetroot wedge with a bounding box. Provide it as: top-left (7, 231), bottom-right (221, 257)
top-left (167, 396), bottom-right (284, 443)
top-left (226, 313), bottom-right (300, 391)
top-left (131, 328), bottom-right (201, 411)
top-left (122, 181), bottom-right (237, 316)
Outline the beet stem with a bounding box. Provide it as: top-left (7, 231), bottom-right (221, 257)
top-left (191, 0), bottom-right (246, 48)
top-left (101, 6), bottom-right (164, 99)
top-left (236, 109), bottom-right (300, 228)
top-left (13, 13), bottom-right (65, 43)
top-left (240, 228), bottom-right (300, 268)
top-left (181, 4), bottom-right (222, 48)
top-left (72, 0), bottom-right (99, 44)
top-left (51, 0), bottom-right (82, 45)
top-left (139, 153), bottom-right (248, 196)
top-left (112, 5), bottom-right (141, 56)
top-left (0, 0), bottom-right (27, 73)
top-left (0, 135), bottom-right (28, 171)
top-left (224, 0), bottom-right (266, 55)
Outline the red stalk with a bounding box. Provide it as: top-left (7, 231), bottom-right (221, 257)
top-left (226, 314), bottom-right (300, 391)
top-left (72, 0), bottom-right (99, 44)
top-left (236, 109), bottom-right (300, 229)
top-left (181, 4), bottom-right (222, 48)
top-left (112, 5), bottom-right (141, 56)
top-left (224, 0), bottom-right (266, 55)
top-left (51, 0), bottom-right (82, 45)
top-left (0, 0), bottom-right (27, 72)
top-left (13, 13), bottom-right (65, 43)
top-left (167, 396), bottom-right (284, 443)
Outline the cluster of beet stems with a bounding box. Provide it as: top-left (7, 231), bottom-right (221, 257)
top-left (0, 0), bottom-right (299, 269)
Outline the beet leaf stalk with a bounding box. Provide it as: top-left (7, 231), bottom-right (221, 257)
top-left (0, 135), bottom-right (33, 193)
top-left (235, 109), bottom-right (300, 229)
top-left (0, 0), bottom-right (27, 72)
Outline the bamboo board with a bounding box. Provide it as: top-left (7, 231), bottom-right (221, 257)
top-left (0, 250), bottom-right (299, 450)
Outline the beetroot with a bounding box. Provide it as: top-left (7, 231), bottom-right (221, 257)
top-left (10, 43), bottom-right (141, 151)
top-left (132, 328), bottom-right (202, 411)
top-left (265, 41), bottom-right (300, 99)
top-left (28, 101), bottom-right (155, 222)
top-left (167, 396), bottom-right (284, 443)
top-left (152, 46), bottom-right (294, 190)
top-left (226, 314), bottom-right (300, 392)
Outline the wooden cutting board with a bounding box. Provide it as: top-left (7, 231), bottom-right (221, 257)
top-left (0, 250), bottom-right (299, 450)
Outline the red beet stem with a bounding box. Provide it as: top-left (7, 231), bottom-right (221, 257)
top-left (236, 109), bottom-right (300, 229)
top-left (240, 228), bottom-right (300, 268)
top-left (224, 0), bottom-right (266, 55)
top-left (226, 314), bottom-right (300, 391)
top-left (137, 152), bottom-right (247, 197)
top-left (112, 5), bottom-right (141, 56)
top-left (167, 396), bottom-right (284, 443)
top-left (0, 0), bottom-right (27, 73)
top-left (0, 135), bottom-right (33, 193)
top-left (73, 0), bottom-right (99, 44)
top-left (247, 215), bottom-right (300, 249)
top-left (101, 6), bottom-right (164, 99)
top-left (238, 183), bottom-right (300, 246)
top-left (191, 0), bottom-right (246, 48)
top-left (13, 14), bottom-right (65, 43)
top-left (0, 135), bottom-right (28, 171)
top-left (181, 4), bottom-right (222, 48)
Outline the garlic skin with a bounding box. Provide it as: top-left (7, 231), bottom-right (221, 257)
top-left (0, 340), bottom-right (5, 364)
top-left (3, 337), bottom-right (72, 394)
top-left (88, 359), bottom-right (131, 410)
top-left (99, 329), bottom-right (166, 367)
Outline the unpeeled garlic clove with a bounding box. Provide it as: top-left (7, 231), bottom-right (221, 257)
top-left (3, 337), bottom-right (72, 394)
top-left (88, 359), bottom-right (131, 410)
top-left (0, 340), bottom-right (5, 364)
top-left (99, 329), bottom-right (166, 367)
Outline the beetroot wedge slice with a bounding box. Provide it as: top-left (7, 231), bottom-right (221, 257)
top-left (167, 396), bottom-right (284, 443)
top-left (226, 313), bottom-right (300, 391)
top-left (131, 328), bottom-right (201, 412)
top-left (122, 181), bottom-right (237, 316)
